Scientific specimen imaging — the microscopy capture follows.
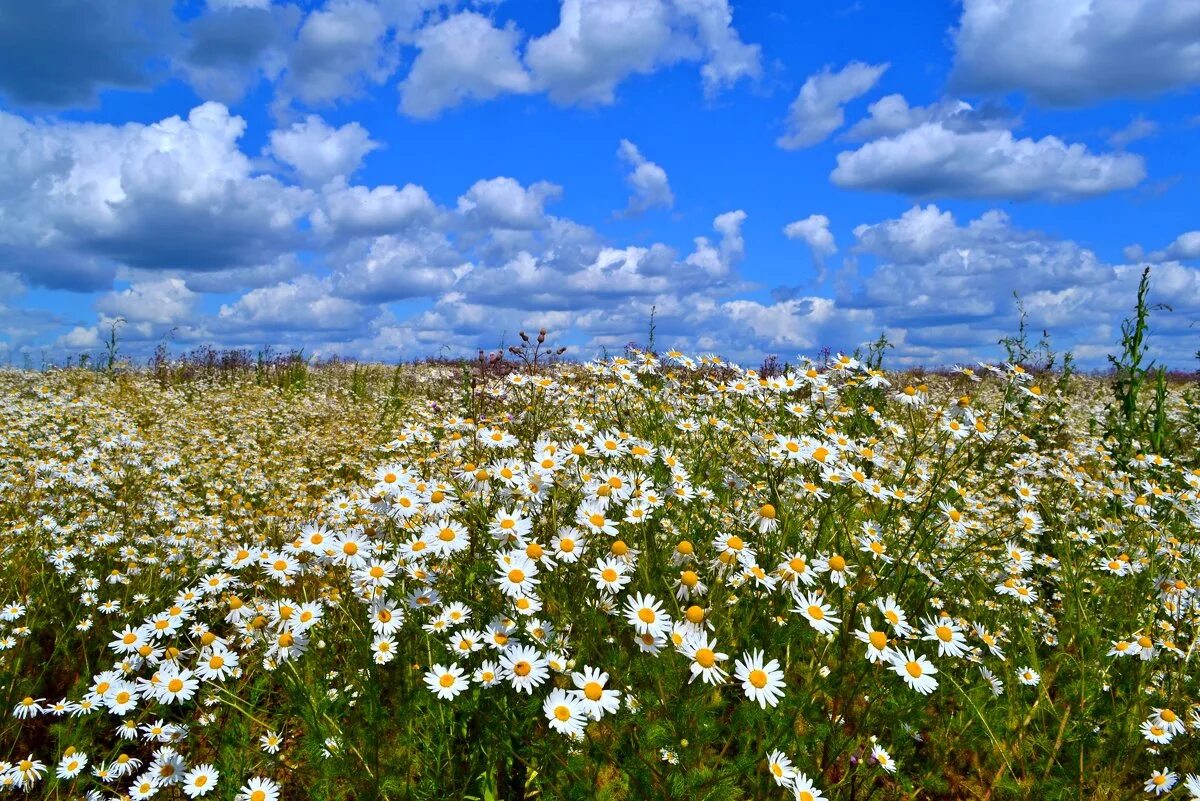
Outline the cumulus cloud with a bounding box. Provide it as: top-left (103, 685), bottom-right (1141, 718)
top-left (280, 0), bottom-right (400, 106)
top-left (314, 181), bottom-right (437, 238)
top-left (268, 115), bottom-right (380, 185)
top-left (525, 0), bottom-right (760, 106)
top-left (831, 123), bottom-right (1145, 200)
top-left (179, 2), bottom-right (301, 103)
top-left (0, 102), bottom-right (313, 289)
top-left (399, 12), bottom-right (534, 118)
top-left (836, 205), bottom-right (1200, 365)
top-left (96, 279), bottom-right (198, 325)
top-left (456, 177), bottom-right (563, 230)
top-left (616, 139), bottom-right (674, 216)
top-left (784, 215), bottom-right (837, 277)
top-left (776, 61), bottom-right (889, 149)
top-left (217, 274), bottom-right (372, 332)
top-left (0, 0), bottom-right (177, 107)
top-left (950, 0), bottom-right (1200, 105)
top-left (1135, 230), bottom-right (1200, 262)
top-left (844, 94), bottom-right (1011, 141)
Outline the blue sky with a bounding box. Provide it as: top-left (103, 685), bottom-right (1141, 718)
top-left (1, 0), bottom-right (1198, 367)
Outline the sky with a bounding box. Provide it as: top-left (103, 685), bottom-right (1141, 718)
top-left (1, 0), bottom-right (1199, 368)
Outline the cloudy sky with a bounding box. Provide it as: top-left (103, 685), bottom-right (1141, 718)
top-left (2, 0), bottom-right (1199, 367)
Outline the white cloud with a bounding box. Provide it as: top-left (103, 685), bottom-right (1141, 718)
top-left (268, 115), bottom-right (380, 185)
top-left (784, 215), bottom-right (837, 275)
top-left (792, 204), bottom-right (1200, 365)
top-left (672, 0), bottom-right (762, 96)
top-left (1141, 230), bottom-right (1200, 262)
top-left (180, 2), bottom-right (300, 103)
top-left (844, 94), bottom-right (1009, 141)
top-left (0, 102), bottom-right (312, 288)
top-left (282, 0), bottom-right (398, 106)
top-left (399, 12), bottom-right (533, 119)
top-left (96, 278), bottom-right (198, 325)
top-left (57, 326), bottom-right (103, 350)
top-left (1108, 116), bottom-right (1159, 148)
top-left (950, 0), bottom-right (1200, 105)
top-left (776, 61), bottom-right (888, 150)
top-left (456, 177), bottom-right (563, 230)
top-left (330, 232), bottom-right (462, 301)
top-left (314, 180), bottom-right (437, 238)
top-left (525, 0), bottom-right (760, 106)
top-left (831, 123), bottom-right (1145, 200)
top-left (616, 139), bottom-right (674, 215)
top-left (217, 274), bottom-right (370, 331)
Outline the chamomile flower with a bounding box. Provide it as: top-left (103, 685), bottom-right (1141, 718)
top-left (570, 666), bottom-right (621, 719)
top-left (888, 648), bottom-right (938, 694)
top-left (424, 663), bottom-right (468, 701)
top-left (543, 689), bottom-right (587, 737)
top-left (682, 633), bottom-right (728, 685)
top-left (500, 646), bottom-right (549, 694)
top-left (793, 591), bottom-right (841, 635)
top-left (733, 650), bottom-right (786, 708)
top-left (181, 764), bottom-right (218, 797)
top-left (236, 776), bottom-right (280, 801)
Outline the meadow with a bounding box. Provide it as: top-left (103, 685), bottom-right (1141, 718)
top-left (1, 328), bottom-right (1199, 800)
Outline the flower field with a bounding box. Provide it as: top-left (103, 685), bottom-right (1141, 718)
top-left (1, 351), bottom-right (1199, 800)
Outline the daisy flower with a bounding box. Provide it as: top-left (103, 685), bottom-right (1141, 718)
top-left (55, 751), bottom-right (88, 779)
top-left (624, 593), bottom-right (671, 638)
top-left (1016, 666), bottom-right (1040, 686)
top-left (854, 617), bottom-right (892, 663)
top-left (766, 750), bottom-right (797, 788)
top-left (793, 591), bottom-right (841, 635)
top-left (888, 648), bottom-right (938, 694)
top-left (181, 763), bottom-right (219, 797)
top-left (570, 666), bottom-right (621, 720)
top-left (681, 633), bottom-right (728, 685)
top-left (733, 650), bottom-right (786, 709)
top-left (543, 689), bottom-right (588, 737)
top-left (871, 744), bottom-right (895, 774)
top-left (500, 645), bottom-right (549, 694)
top-left (424, 663), bottom-right (468, 701)
top-left (1145, 768), bottom-right (1177, 796)
top-left (792, 772), bottom-right (827, 801)
top-left (923, 616), bottom-right (969, 658)
top-left (236, 776), bottom-right (280, 801)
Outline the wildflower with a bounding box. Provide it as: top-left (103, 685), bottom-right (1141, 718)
top-left (871, 743), bottom-right (895, 773)
top-left (792, 772), bottom-right (828, 801)
top-left (260, 731), bottom-right (283, 754)
top-left (570, 666), bottom-right (621, 719)
top-left (854, 617), bottom-right (892, 663)
top-left (1016, 667), bottom-right (1040, 686)
top-left (888, 648), bottom-right (938, 694)
top-left (181, 764), bottom-right (218, 797)
top-left (733, 650), bottom-right (786, 708)
top-left (236, 776), bottom-right (281, 801)
top-left (794, 591), bottom-right (841, 635)
top-left (624, 592), bottom-right (671, 638)
top-left (1145, 768), bottom-right (1176, 796)
top-left (12, 696), bottom-right (44, 719)
top-left (543, 689), bottom-right (587, 737)
top-left (766, 750), bottom-right (797, 787)
top-left (156, 668), bottom-right (199, 704)
top-left (500, 645), bottom-right (549, 694)
top-left (56, 751), bottom-right (88, 779)
top-left (923, 616), bottom-right (969, 658)
top-left (681, 633), bottom-right (728, 684)
top-left (424, 664), bottom-right (468, 700)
